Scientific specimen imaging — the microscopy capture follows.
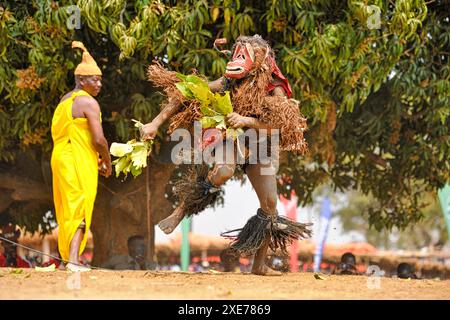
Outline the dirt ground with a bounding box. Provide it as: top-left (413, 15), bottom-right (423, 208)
top-left (0, 268), bottom-right (449, 300)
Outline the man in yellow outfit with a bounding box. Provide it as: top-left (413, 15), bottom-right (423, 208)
top-left (51, 41), bottom-right (111, 272)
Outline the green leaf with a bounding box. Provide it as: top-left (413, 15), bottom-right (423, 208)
top-left (200, 116), bottom-right (221, 128)
top-left (176, 73), bottom-right (187, 82)
top-left (187, 82), bottom-right (214, 106)
top-left (314, 273), bottom-right (327, 280)
top-left (131, 146), bottom-right (148, 168)
top-left (131, 165), bottom-right (142, 178)
top-left (200, 104), bottom-right (220, 117)
top-left (185, 74), bottom-right (209, 89)
top-left (113, 155), bottom-right (131, 178)
top-left (110, 142), bottom-right (133, 157)
top-left (214, 91), bottom-right (233, 115)
top-left (175, 82), bottom-right (194, 99)
top-left (132, 119), bottom-right (144, 128)
top-left (10, 269), bottom-right (23, 274)
top-left (215, 118), bottom-right (227, 130)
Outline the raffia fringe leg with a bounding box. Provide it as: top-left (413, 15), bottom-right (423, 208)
top-left (172, 165), bottom-right (222, 216)
top-left (222, 208), bottom-right (313, 256)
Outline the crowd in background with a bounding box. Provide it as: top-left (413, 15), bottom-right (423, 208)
top-left (0, 224), bottom-right (442, 280)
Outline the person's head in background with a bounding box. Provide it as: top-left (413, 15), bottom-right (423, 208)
top-left (266, 254), bottom-right (289, 272)
top-left (127, 235), bottom-right (146, 260)
top-left (338, 252), bottom-right (357, 275)
top-left (0, 221), bottom-right (21, 267)
top-left (341, 252), bottom-right (356, 264)
top-left (220, 248), bottom-right (240, 272)
top-left (397, 262), bottom-right (418, 279)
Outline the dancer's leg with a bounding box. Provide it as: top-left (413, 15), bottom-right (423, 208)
top-left (158, 205), bottom-right (186, 234)
top-left (159, 143), bottom-right (236, 234)
top-left (246, 162), bottom-right (281, 276)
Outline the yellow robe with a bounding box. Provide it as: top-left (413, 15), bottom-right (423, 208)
top-left (51, 90), bottom-right (99, 262)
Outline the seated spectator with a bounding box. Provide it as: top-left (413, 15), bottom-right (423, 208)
top-left (220, 248), bottom-right (240, 272)
top-left (0, 223), bottom-right (31, 268)
top-left (397, 262), bottom-right (418, 279)
top-left (333, 252), bottom-right (359, 275)
top-left (101, 235), bottom-right (156, 270)
top-left (267, 255), bottom-right (289, 272)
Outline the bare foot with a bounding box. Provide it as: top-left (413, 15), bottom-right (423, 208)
top-left (251, 264), bottom-right (282, 276)
top-left (158, 206), bottom-right (185, 234)
top-left (66, 263), bottom-right (91, 272)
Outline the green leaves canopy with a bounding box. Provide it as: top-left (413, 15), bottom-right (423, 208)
top-left (0, 0), bottom-right (448, 231)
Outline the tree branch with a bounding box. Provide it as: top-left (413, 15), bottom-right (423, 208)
top-left (362, 151), bottom-right (388, 168)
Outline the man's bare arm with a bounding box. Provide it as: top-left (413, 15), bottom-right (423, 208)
top-left (151, 98), bottom-right (182, 128)
top-left (80, 97), bottom-right (112, 176)
top-left (227, 112), bottom-right (274, 134)
top-left (150, 75), bottom-right (225, 128)
top-left (208, 77), bottom-right (225, 93)
top-left (245, 117), bottom-right (273, 131)
top-left (140, 98), bottom-right (182, 140)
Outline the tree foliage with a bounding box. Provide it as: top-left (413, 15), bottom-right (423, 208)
top-left (336, 190), bottom-right (448, 249)
top-left (0, 0), bottom-right (448, 233)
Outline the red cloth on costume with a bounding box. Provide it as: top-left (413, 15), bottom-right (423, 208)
top-left (266, 56), bottom-right (293, 98)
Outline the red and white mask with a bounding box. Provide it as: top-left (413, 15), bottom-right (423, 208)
top-left (224, 43), bottom-right (255, 79)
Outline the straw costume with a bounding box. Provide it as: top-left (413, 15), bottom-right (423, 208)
top-left (145, 35), bottom-right (312, 275)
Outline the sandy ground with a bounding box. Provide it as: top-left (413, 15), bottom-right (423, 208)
top-left (0, 268), bottom-right (449, 300)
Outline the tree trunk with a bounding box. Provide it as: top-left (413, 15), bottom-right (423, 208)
top-left (91, 160), bottom-right (175, 266)
top-left (0, 152), bottom-right (175, 267)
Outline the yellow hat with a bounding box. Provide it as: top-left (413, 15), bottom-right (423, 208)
top-left (72, 41), bottom-right (102, 76)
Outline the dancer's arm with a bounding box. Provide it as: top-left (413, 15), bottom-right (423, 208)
top-left (226, 112), bottom-right (272, 131)
top-left (208, 77), bottom-right (225, 93)
top-left (140, 98), bottom-right (181, 140)
top-left (141, 76), bottom-right (225, 140)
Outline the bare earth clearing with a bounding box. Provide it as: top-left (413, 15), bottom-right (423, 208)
top-left (0, 269), bottom-right (449, 300)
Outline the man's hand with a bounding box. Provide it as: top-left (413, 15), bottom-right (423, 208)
top-left (227, 112), bottom-right (273, 132)
top-left (226, 112), bottom-right (249, 129)
top-left (140, 122), bottom-right (159, 140)
top-left (98, 158), bottom-right (112, 177)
